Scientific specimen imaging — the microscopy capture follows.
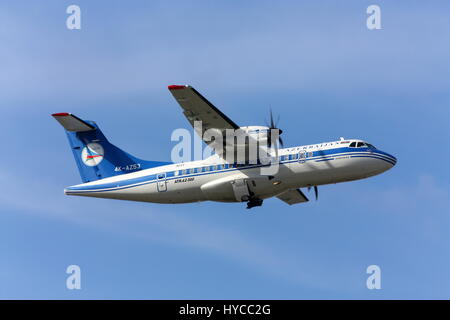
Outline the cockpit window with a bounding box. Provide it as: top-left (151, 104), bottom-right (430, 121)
top-left (350, 141), bottom-right (376, 148)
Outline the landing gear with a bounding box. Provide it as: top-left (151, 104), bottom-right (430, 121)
top-left (246, 198), bottom-right (263, 209)
top-left (233, 179), bottom-right (263, 209)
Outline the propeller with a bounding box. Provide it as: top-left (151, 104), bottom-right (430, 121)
top-left (266, 109), bottom-right (284, 149)
top-left (308, 185), bottom-right (319, 201)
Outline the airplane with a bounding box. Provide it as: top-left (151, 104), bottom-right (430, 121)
top-left (53, 85), bottom-right (397, 209)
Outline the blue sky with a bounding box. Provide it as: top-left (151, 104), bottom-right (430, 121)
top-left (1, 0), bottom-right (450, 299)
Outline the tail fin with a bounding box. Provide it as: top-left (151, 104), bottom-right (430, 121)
top-left (53, 113), bottom-right (170, 183)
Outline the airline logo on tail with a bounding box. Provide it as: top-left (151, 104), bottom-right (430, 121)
top-left (81, 143), bottom-right (104, 166)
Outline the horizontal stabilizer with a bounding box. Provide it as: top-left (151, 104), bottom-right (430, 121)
top-left (52, 113), bottom-right (172, 183)
top-left (52, 113), bottom-right (95, 132)
top-left (276, 189), bottom-right (309, 205)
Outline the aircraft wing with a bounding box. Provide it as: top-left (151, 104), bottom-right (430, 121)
top-left (276, 189), bottom-right (309, 205)
top-left (168, 84), bottom-right (273, 163)
top-left (168, 84), bottom-right (239, 133)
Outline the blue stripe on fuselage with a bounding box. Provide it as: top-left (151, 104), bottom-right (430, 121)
top-left (65, 147), bottom-right (396, 194)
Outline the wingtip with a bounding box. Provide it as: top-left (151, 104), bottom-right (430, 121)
top-left (52, 112), bottom-right (70, 117)
top-left (168, 84), bottom-right (187, 90)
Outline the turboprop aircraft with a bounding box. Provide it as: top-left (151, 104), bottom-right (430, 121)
top-left (53, 85), bottom-right (397, 209)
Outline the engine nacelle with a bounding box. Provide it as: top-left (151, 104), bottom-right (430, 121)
top-left (205, 126), bottom-right (278, 164)
top-left (228, 126), bottom-right (270, 147)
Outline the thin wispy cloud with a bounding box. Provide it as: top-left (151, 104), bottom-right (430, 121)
top-left (0, 170), bottom-right (334, 292)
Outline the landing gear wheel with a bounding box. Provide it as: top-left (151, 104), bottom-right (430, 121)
top-left (246, 198), bottom-right (263, 209)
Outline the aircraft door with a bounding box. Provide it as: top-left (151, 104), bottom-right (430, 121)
top-left (157, 173), bottom-right (167, 192)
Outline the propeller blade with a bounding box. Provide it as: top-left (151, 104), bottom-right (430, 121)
top-left (270, 109), bottom-right (275, 128)
top-left (267, 129), bottom-right (272, 148)
top-left (279, 135), bottom-right (284, 148)
top-left (266, 109), bottom-right (284, 149)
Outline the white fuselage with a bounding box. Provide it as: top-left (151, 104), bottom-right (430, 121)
top-left (64, 139), bottom-right (397, 204)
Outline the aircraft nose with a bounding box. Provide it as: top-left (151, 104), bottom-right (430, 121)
top-left (390, 154), bottom-right (397, 166)
top-left (378, 150), bottom-right (397, 167)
